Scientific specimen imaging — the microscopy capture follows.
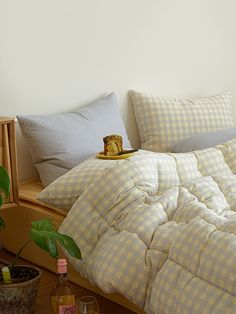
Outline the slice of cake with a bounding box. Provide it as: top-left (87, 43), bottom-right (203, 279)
top-left (103, 134), bottom-right (123, 156)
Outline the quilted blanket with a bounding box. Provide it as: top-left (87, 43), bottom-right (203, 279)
top-left (59, 138), bottom-right (236, 314)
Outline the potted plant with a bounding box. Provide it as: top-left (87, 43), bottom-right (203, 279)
top-left (0, 166), bottom-right (82, 314)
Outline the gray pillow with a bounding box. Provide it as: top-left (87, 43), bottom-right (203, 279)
top-left (170, 128), bottom-right (236, 153)
top-left (17, 92), bottom-right (131, 186)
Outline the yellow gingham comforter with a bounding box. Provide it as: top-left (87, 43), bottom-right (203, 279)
top-left (59, 138), bottom-right (236, 314)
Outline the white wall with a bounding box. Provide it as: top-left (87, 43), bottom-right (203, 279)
top-left (1, 0), bottom-right (236, 180)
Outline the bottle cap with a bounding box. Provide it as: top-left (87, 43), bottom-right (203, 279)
top-left (57, 259), bottom-right (67, 273)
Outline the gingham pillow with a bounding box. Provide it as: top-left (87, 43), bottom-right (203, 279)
top-left (130, 90), bottom-right (233, 152)
top-left (37, 156), bottom-right (121, 210)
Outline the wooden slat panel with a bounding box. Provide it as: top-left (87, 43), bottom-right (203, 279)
top-left (0, 117), bottom-right (19, 206)
top-left (0, 125), bottom-right (3, 165)
top-left (3, 124), bottom-right (13, 202)
top-left (8, 119), bottom-right (18, 204)
top-left (0, 117), bottom-right (15, 124)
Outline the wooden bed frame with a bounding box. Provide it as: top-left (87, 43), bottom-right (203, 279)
top-left (0, 117), bottom-right (145, 313)
top-left (0, 179), bottom-right (145, 314)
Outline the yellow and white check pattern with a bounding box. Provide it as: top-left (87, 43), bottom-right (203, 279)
top-left (38, 156), bottom-right (122, 209)
top-left (130, 90), bottom-right (233, 152)
top-left (58, 138), bottom-right (236, 313)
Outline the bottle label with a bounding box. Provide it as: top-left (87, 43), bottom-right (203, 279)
top-left (59, 303), bottom-right (76, 314)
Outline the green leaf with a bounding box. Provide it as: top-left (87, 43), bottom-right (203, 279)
top-left (0, 166), bottom-right (10, 199)
top-left (0, 166), bottom-right (10, 231)
top-left (31, 219), bottom-right (57, 232)
top-left (0, 216), bottom-right (6, 231)
top-left (30, 219), bottom-right (57, 256)
top-left (54, 233), bottom-right (82, 259)
top-left (46, 235), bottom-right (58, 258)
top-left (30, 219), bottom-right (81, 260)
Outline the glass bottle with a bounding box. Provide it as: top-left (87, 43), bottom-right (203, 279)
top-left (50, 259), bottom-right (77, 314)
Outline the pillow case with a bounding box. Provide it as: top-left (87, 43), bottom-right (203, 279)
top-left (170, 128), bottom-right (236, 153)
top-left (37, 156), bottom-right (121, 210)
top-left (130, 90), bottom-right (233, 152)
top-left (17, 92), bottom-right (130, 186)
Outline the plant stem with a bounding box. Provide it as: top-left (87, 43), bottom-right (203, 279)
top-left (11, 239), bottom-right (32, 267)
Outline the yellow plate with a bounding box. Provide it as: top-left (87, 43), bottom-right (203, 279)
top-left (96, 151), bottom-right (135, 160)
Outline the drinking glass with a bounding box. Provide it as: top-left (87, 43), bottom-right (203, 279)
top-left (78, 295), bottom-right (100, 314)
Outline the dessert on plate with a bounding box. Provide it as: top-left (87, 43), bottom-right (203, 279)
top-left (103, 134), bottom-right (123, 156)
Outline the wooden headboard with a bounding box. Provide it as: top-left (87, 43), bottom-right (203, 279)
top-left (0, 117), bottom-right (19, 206)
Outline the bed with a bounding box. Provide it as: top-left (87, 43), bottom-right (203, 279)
top-left (2, 89), bottom-right (236, 313)
top-left (0, 179), bottom-right (145, 314)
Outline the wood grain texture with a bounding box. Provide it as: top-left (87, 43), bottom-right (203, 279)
top-left (0, 249), bottom-right (136, 314)
top-left (0, 117), bottom-right (19, 206)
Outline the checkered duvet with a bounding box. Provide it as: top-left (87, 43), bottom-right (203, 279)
top-left (59, 138), bottom-right (236, 314)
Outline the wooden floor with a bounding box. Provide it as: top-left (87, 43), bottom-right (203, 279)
top-left (0, 248), bottom-right (136, 314)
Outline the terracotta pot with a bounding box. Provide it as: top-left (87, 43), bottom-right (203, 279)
top-left (0, 265), bottom-right (42, 314)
